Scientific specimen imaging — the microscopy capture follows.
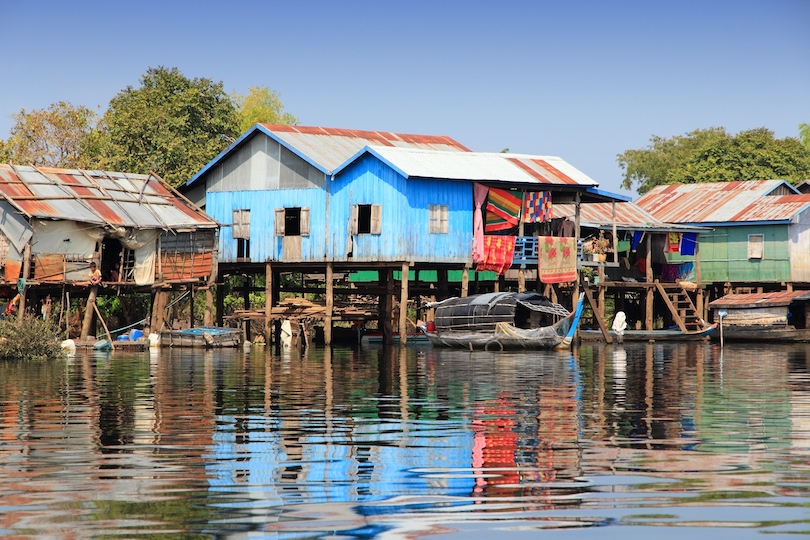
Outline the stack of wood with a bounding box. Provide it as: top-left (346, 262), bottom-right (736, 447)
top-left (228, 296), bottom-right (376, 322)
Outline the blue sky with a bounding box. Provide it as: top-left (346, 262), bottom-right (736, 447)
top-left (2, 0), bottom-right (808, 197)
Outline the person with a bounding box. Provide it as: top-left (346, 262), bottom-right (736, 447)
top-left (89, 262), bottom-right (102, 285)
top-left (5, 293), bottom-right (20, 316)
top-left (41, 295), bottom-right (52, 321)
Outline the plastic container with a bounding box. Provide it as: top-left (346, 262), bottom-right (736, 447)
top-left (129, 329), bottom-right (144, 341)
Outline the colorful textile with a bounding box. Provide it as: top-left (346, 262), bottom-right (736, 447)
top-left (522, 191), bottom-right (551, 223)
top-left (678, 261), bottom-right (695, 282)
top-left (680, 232), bottom-right (698, 256)
top-left (485, 188), bottom-right (521, 232)
top-left (668, 232), bottom-right (681, 253)
top-left (477, 235), bottom-right (516, 275)
top-left (538, 236), bottom-right (577, 284)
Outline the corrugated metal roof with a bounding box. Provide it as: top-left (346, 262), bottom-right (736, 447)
top-left (0, 165), bottom-right (216, 230)
top-left (335, 146), bottom-right (600, 187)
top-left (551, 201), bottom-right (708, 232)
top-left (708, 290), bottom-right (810, 309)
top-left (635, 180), bottom-right (801, 224)
top-left (262, 124), bottom-right (470, 173)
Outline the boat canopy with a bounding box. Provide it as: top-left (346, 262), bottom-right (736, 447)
top-left (428, 292), bottom-right (569, 333)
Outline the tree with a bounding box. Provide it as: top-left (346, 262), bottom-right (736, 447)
top-left (232, 86), bottom-right (297, 132)
top-left (102, 66), bottom-right (239, 186)
top-left (618, 127), bottom-right (810, 193)
top-left (800, 123), bottom-right (810, 149)
top-left (1, 101), bottom-right (100, 168)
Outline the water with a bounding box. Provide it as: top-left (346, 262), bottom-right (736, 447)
top-left (1, 341), bottom-right (809, 538)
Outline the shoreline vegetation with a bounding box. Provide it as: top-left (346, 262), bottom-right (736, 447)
top-left (0, 316), bottom-right (65, 361)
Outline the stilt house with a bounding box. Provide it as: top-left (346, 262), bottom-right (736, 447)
top-left (0, 164), bottom-right (218, 333)
top-left (636, 180), bottom-right (810, 299)
top-left (183, 124), bottom-right (625, 344)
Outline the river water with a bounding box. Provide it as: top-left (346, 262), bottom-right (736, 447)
top-left (1, 340), bottom-right (809, 539)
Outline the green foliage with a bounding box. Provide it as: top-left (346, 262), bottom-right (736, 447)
top-left (618, 127), bottom-right (810, 193)
top-left (232, 85), bottom-right (298, 133)
top-left (0, 315), bottom-right (64, 361)
top-left (2, 101), bottom-right (101, 168)
top-left (101, 66), bottom-right (240, 186)
top-left (800, 123), bottom-right (810, 149)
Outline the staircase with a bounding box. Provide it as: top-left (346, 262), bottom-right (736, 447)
top-left (655, 281), bottom-right (706, 331)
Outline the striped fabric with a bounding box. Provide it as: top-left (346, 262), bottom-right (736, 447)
top-left (485, 188), bottom-right (521, 232)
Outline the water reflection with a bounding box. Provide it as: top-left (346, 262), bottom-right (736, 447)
top-left (0, 341), bottom-right (809, 537)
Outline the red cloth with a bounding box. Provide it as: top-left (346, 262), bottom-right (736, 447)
top-left (477, 236), bottom-right (516, 275)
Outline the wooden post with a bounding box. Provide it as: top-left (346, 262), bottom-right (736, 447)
top-left (461, 267), bottom-right (470, 298)
top-left (573, 192), bottom-right (581, 309)
top-left (189, 284), bottom-right (195, 328)
top-left (381, 268), bottom-right (394, 345)
top-left (216, 275), bottom-right (225, 327)
top-left (325, 263), bottom-right (334, 345)
top-left (242, 273), bottom-right (251, 341)
top-left (204, 287), bottom-right (214, 327)
top-left (265, 262), bottom-right (273, 342)
top-left (17, 244), bottom-right (31, 323)
top-left (80, 286), bottom-right (98, 340)
top-left (399, 262), bottom-right (409, 344)
top-left (645, 240), bottom-right (654, 330)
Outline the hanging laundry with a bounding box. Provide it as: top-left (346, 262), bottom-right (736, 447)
top-left (631, 231), bottom-right (644, 252)
top-left (680, 232), bottom-right (698, 256)
top-left (477, 235), bottom-right (516, 275)
top-left (522, 191), bottom-right (551, 223)
top-left (538, 236), bottom-right (577, 283)
top-left (484, 187), bottom-right (521, 232)
top-left (668, 232), bottom-right (681, 253)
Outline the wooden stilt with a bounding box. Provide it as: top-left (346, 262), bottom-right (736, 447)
top-left (399, 262), bottom-right (409, 344)
top-left (382, 268), bottom-right (394, 345)
top-left (81, 286), bottom-right (99, 340)
top-left (204, 287), bottom-right (214, 327)
top-left (325, 263), bottom-right (334, 345)
top-left (265, 262), bottom-right (273, 342)
top-left (461, 267), bottom-right (469, 298)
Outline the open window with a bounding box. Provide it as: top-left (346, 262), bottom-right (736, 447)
top-left (275, 207), bottom-right (310, 237)
top-left (748, 234), bottom-right (763, 259)
top-left (350, 204), bottom-right (382, 235)
top-left (429, 204), bottom-right (448, 234)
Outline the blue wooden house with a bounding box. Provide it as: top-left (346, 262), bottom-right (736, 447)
top-left (183, 123), bottom-right (623, 343)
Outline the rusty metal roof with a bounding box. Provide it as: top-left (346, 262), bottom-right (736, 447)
top-left (338, 146), bottom-right (600, 187)
top-left (188, 124), bottom-right (473, 186)
top-left (551, 201), bottom-right (707, 232)
top-left (708, 290), bottom-right (810, 309)
top-left (0, 164), bottom-right (216, 230)
top-left (635, 180), bottom-right (803, 224)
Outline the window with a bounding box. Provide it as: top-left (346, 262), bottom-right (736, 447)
top-left (350, 204), bottom-right (382, 235)
top-left (429, 204), bottom-right (449, 234)
top-left (748, 234), bottom-right (764, 259)
top-left (233, 209), bottom-right (250, 259)
top-left (275, 207), bottom-right (310, 237)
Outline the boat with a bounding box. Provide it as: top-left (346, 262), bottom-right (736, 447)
top-left (578, 324), bottom-right (717, 342)
top-left (420, 292), bottom-right (585, 351)
top-left (160, 326), bottom-right (241, 348)
top-left (708, 290), bottom-right (810, 342)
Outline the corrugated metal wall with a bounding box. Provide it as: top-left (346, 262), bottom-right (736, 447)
top-left (789, 209), bottom-right (810, 282)
top-left (206, 146), bottom-right (474, 265)
top-left (330, 154), bottom-right (473, 263)
top-left (700, 224), bottom-right (790, 283)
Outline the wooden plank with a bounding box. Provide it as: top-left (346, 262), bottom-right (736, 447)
top-left (654, 280), bottom-right (687, 332)
top-left (583, 286), bottom-right (612, 343)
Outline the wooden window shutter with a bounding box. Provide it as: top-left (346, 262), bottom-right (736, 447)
top-left (441, 204), bottom-right (448, 233)
top-left (233, 210), bottom-right (250, 239)
top-left (748, 234), bottom-right (764, 259)
top-left (300, 207), bottom-right (310, 236)
top-left (349, 204), bottom-right (359, 235)
top-left (370, 204), bottom-right (382, 235)
top-left (275, 208), bottom-right (285, 236)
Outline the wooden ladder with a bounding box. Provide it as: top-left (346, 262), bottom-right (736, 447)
top-left (655, 281), bottom-right (706, 332)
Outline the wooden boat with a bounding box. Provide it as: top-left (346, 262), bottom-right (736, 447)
top-left (420, 292), bottom-right (585, 351)
top-left (708, 290), bottom-right (810, 342)
top-left (578, 324), bottom-right (717, 343)
top-left (160, 327), bottom-right (241, 348)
